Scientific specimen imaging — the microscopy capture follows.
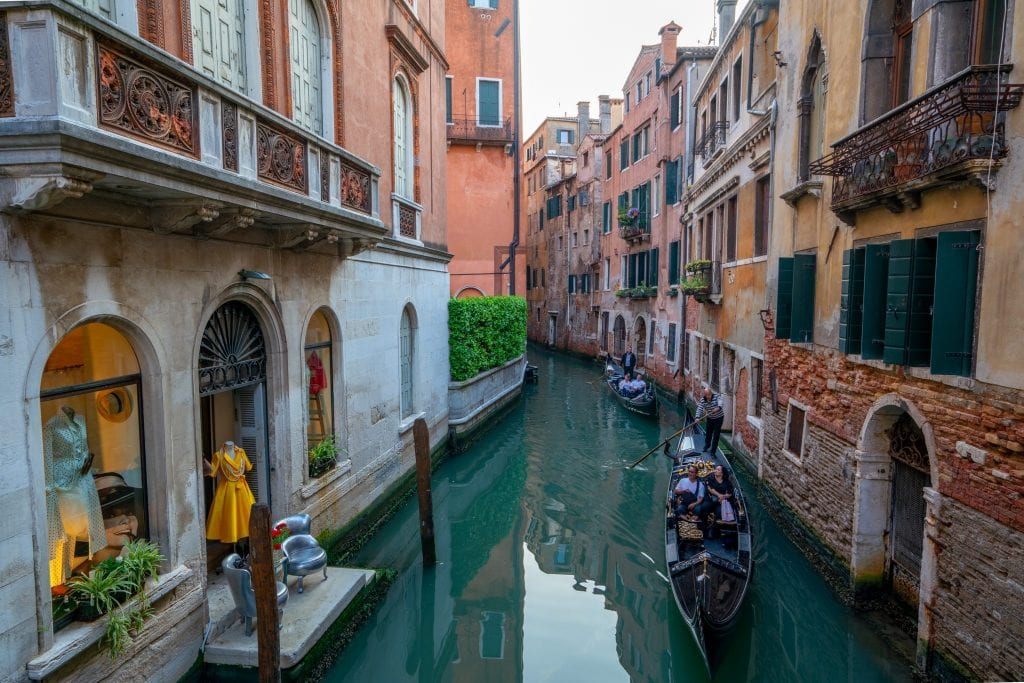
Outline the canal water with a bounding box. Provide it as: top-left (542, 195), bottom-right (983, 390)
top-left (326, 347), bottom-right (913, 682)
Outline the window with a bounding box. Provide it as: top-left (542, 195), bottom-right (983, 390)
top-left (471, 0), bottom-right (498, 9)
top-left (583, 229), bottom-right (589, 245)
top-left (619, 140), bottom-right (629, 170)
top-left (546, 195), bottom-right (563, 219)
top-left (644, 71), bottom-right (652, 97)
top-left (393, 76), bottom-right (414, 199)
top-left (571, 231), bottom-right (577, 247)
top-left (603, 257), bottom-right (611, 289)
top-left (606, 150), bottom-right (613, 178)
top-left (568, 275), bottom-right (576, 293)
top-left (568, 195), bottom-right (577, 213)
top-left (400, 308), bottom-right (414, 418)
top-left (304, 310), bottom-right (334, 462)
top-left (445, 76), bottom-right (453, 124)
top-left (751, 358), bottom-right (763, 418)
top-left (193, 0), bottom-right (248, 93)
top-left (480, 611), bottom-right (505, 659)
top-left (668, 240), bottom-right (680, 284)
top-left (653, 174), bottom-right (661, 217)
top-left (892, 2), bottom-right (913, 108)
top-left (557, 235), bottom-right (563, 251)
top-left (732, 57), bottom-right (742, 122)
top-left (40, 323), bottom-right (148, 616)
top-left (649, 320), bottom-right (656, 355)
top-left (602, 201), bottom-right (611, 233)
top-left (785, 403), bottom-right (807, 458)
top-left (667, 323), bottom-right (677, 362)
top-left (525, 265), bottom-right (531, 290)
top-left (726, 195), bottom-right (737, 263)
top-left (711, 343), bottom-right (721, 390)
top-left (557, 128), bottom-right (575, 145)
top-left (539, 209), bottom-right (544, 230)
top-left (684, 333), bottom-right (692, 370)
top-left (775, 253), bottom-right (816, 343)
top-left (477, 78), bottom-right (501, 126)
top-left (631, 126), bottom-right (649, 163)
top-left (798, 35), bottom-right (825, 181)
top-left (974, 0), bottom-right (1007, 64)
top-left (289, 0), bottom-right (324, 134)
top-left (838, 231), bottom-right (981, 376)
top-left (671, 87), bottom-right (682, 129)
top-left (665, 157), bottom-right (680, 206)
top-left (754, 175), bottom-right (770, 257)
top-left (541, 269), bottom-right (545, 286)
top-left (582, 151), bottom-right (589, 166)
top-left (635, 82), bottom-right (642, 104)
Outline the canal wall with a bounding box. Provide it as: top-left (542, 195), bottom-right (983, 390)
top-left (447, 354), bottom-right (527, 451)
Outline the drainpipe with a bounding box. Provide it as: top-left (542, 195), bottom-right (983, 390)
top-left (509, 0), bottom-right (522, 295)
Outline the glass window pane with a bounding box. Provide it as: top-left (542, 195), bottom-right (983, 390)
top-left (304, 311), bottom-right (333, 445)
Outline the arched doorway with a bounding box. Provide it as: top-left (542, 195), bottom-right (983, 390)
top-left (613, 315), bottom-right (626, 357)
top-left (886, 413), bottom-right (930, 606)
top-left (633, 317), bottom-right (647, 368)
top-left (198, 301), bottom-right (269, 560)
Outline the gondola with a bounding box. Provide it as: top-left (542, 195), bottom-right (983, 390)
top-left (604, 359), bottom-right (658, 417)
top-left (664, 410), bottom-right (753, 671)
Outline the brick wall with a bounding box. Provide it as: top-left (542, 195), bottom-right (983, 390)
top-left (929, 496), bottom-right (1024, 682)
top-left (731, 366), bottom-right (760, 461)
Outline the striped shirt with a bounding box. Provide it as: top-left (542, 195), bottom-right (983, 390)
top-left (696, 393), bottom-right (724, 420)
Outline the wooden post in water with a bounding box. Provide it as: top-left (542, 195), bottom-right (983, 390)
top-left (414, 417), bottom-right (436, 566)
top-left (249, 503), bottom-right (281, 682)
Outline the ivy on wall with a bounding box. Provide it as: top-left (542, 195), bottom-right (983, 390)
top-left (449, 296), bottom-right (527, 381)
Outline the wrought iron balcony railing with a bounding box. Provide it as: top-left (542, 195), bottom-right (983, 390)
top-left (446, 116), bottom-right (514, 145)
top-left (809, 65), bottom-right (1024, 219)
top-left (697, 121), bottom-right (729, 159)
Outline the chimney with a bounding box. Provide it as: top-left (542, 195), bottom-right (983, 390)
top-left (576, 101), bottom-right (591, 145)
top-left (659, 22), bottom-right (681, 75)
top-left (717, 0), bottom-right (737, 43)
top-left (598, 95), bottom-right (612, 134)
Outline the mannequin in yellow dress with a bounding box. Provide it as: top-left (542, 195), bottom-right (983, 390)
top-left (204, 441), bottom-right (256, 543)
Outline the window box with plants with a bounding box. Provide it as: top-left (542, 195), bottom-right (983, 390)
top-left (617, 206), bottom-right (640, 227)
top-left (680, 274), bottom-right (711, 302)
top-left (629, 284), bottom-right (656, 300)
top-left (308, 435), bottom-right (339, 479)
top-left (684, 259), bottom-right (712, 275)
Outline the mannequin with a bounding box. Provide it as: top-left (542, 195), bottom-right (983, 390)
top-left (43, 405), bottom-right (107, 585)
top-left (205, 441), bottom-right (255, 543)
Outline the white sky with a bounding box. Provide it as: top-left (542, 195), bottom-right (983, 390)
top-left (520, 0), bottom-right (749, 134)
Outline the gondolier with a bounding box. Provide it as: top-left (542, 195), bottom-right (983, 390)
top-left (621, 346), bottom-right (637, 377)
top-left (695, 387), bottom-right (725, 455)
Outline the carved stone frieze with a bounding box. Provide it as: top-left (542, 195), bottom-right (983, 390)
top-left (194, 207), bottom-right (256, 239)
top-left (339, 162), bottom-right (371, 214)
top-left (256, 118), bottom-right (307, 193)
top-left (0, 12), bottom-right (13, 118)
top-left (222, 102), bottom-right (238, 172)
top-left (97, 41), bottom-right (198, 157)
top-left (398, 202), bottom-right (416, 238)
top-left (320, 155), bottom-right (330, 203)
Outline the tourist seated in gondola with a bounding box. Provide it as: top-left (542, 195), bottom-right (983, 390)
top-left (619, 373), bottom-right (645, 397)
top-left (704, 465), bottom-right (735, 539)
top-left (673, 464), bottom-right (711, 526)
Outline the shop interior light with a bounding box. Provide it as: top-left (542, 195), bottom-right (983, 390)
top-left (238, 269), bottom-right (272, 281)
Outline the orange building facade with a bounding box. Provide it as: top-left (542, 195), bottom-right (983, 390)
top-left (445, 0), bottom-right (521, 298)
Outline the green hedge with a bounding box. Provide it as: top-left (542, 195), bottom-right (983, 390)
top-left (449, 296), bottom-right (527, 381)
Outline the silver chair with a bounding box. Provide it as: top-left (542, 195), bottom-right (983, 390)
top-left (276, 513), bottom-right (328, 594)
top-left (221, 553), bottom-right (288, 637)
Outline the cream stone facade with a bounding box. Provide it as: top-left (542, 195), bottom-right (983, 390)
top-left (0, 0), bottom-right (451, 679)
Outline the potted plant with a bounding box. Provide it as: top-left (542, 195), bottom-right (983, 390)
top-left (614, 288), bottom-right (629, 298)
top-left (122, 539), bottom-right (162, 590)
top-left (69, 560), bottom-right (134, 622)
top-left (308, 435), bottom-right (339, 478)
top-left (617, 207), bottom-right (633, 226)
top-left (685, 259), bottom-right (712, 274)
top-left (680, 274), bottom-right (711, 301)
top-left (51, 586), bottom-right (78, 632)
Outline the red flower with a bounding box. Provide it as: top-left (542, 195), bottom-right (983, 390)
top-left (273, 543), bottom-right (281, 550)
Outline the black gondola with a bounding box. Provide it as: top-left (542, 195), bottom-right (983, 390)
top-left (664, 411), bottom-right (753, 671)
top-left (604, 359), bottom-right (658, 417)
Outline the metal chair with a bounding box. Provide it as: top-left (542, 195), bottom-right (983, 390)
top-left (221, 553), bottom-right (288, 637)
top-left (276, 513), bottom-right (328, 594)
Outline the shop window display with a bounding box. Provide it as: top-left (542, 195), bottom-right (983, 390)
top-left (40, 323), bottom-right (147, 629)
top-left (304, 310), bottom-right (334, 449)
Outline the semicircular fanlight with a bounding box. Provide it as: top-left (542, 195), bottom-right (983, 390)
top-left (198, 302), bottom-right (266, 396)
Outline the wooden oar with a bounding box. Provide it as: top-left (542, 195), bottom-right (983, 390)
top-left (627, 416), bottom-right (704, 469)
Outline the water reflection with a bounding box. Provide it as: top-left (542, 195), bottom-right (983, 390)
top-left (326, 346), bottom-right (911, 682)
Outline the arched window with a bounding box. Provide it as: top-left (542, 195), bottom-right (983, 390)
top-left (40, 323), bottom-right (148, 623)
top-left (193, 0), bottom-right (248, 94)
top-left (400, 307), bottom-right (415, 418)
top-left (798, 34), bottom-right (826, 181)
top-left (304, 310), bottom-right (334, 477)
top-left (393, 76), bottom-right (414, 200)
top-left (289, 0), bottom-right (324, 135)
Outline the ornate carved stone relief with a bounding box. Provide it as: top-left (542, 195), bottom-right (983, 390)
top-left (320, 154), bottom-right (330, 203)
top-left (339, 161), bottom-right (371, 214)
top-left (0, 12), bottom-right (13, 118)
top-left (256, 118), bottom-right (307, 193)
top-left (222, 102), bottom-right (239, 172)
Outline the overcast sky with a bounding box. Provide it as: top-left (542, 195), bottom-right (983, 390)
top-left (519, 0), bottom-right (749, 134)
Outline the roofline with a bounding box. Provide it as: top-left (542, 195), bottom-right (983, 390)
top-left (692, 0), bottom-right (770, 100)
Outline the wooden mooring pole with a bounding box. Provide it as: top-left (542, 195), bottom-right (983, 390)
top-left (249, 503), bottom-right (281, 682)
top-left (414, 417), bottom-right (436, 566)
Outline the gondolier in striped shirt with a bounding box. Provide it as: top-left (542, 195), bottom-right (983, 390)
top-left (695, 387), bottom-right (725, 454)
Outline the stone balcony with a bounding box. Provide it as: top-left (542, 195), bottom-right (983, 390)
top-left (0, 2), bottom-right (385, 255)
top-left (809, 65), bottom-right (1024, 225)
top-left (446, 116), bottom-right (513, 146)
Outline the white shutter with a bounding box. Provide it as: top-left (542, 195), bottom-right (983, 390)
top-left (400, 312), bottom-right (413, 417)
top-left (289, 0), bottom-right (322, 134)
top-left (235, 384), bottom-right (268, 504)
top-left (393, 80), bottom-right (409, 198)
top-left (193, 0), bottom-right (246, 92)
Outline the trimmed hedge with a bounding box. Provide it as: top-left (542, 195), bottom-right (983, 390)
top-left (449, 296), bottom-right (527, 381)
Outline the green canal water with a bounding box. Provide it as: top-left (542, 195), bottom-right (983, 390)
top-left (326, 347), bottom-right (913, 682)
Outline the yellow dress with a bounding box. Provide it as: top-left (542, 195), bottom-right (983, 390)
top-left (206, 446), bottom-right (256, 543)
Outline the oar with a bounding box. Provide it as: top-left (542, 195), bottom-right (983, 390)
top-left (627, 416), bottom-right (704, 469)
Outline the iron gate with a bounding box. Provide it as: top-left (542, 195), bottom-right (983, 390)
top-left (889, 458), bottom-right (928, 603)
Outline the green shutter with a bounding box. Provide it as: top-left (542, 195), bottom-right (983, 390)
top-left (620, 140), bottom-right (628, 169)
top-left (666, 159), bottom-right (678, 206)
top-left (606, 151), bottom-right (612, 178)
top-left (930, 231), bottom-right (979, 376)
top-left (907, 237), bottom-right (936, 366)
top-left (668, 241), bottom-right (680, 284)
top-left (478, 80), bottom-right (500, 126)
top-left (884, 239), bottom-right (915, 365)
top-left (445, 78), bottom-right (452, 124)
top-left (629, 253), bottom-right (638, 288)
top-left (649, 247), bottom-right (659, 286)
top-left (568, 275), bottom-right (575, 293)
top-left (790, 253), bottom-right (816, 343)
top-left (776, 257), bottom-right (794, 338)
top-left (861, 243), bottom-right (889, 359)
top-left (839, 248), bottom-right (865, 354)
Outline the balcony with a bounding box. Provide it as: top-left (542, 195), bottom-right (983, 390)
top-left (446, 116), bottom-right (514, 146)
top-left (697, 121), bottom-right (729, 160)
top-left (0, 3), bottom-right (384, 255)
top-left (618, 208), bottom-right (650, 242)
top-left (809, 65), bottom-right (1024, 224)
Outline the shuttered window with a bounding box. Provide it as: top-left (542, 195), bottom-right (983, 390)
top-left (670, 87), bottom-right (681, 129)
top-left (790, 253), bottom-right (817, 343)
top-left (930, 231), bottom-right (980, 375)
top-left (606, 150), bottom-right (613, 178)
top-left (194, 0), bottom-right (247, 93)
top-left (602, 202), bottom-right (611, 233)
top-left (289, 0), bottom-right (323, 134)
top-left (839, 248), bottom-right (865, 354)
top-left (884, 239), bottom-right (935, 366)
top-left (568, 275), bottom-right (576, 294)
top-left (445, 77), bottom-right (453, 124)
top-left (649, 247), bottom-right (659, 286)
top-left (775, 257), bottom-right (794, 339)
top-left (726, 195), bottom-right (738, 263)
top-left (393, 78), bottom-right (413, 198)
top-left (666, 158), bottom-right (679, 206)
top-left (668, 240), bottom-right (680, 284)
top-left (400, 310), bottom-right (413, 418)
top-left (628, 253), bottom-right (638, 288)
top-left (525, 266), bottom-right (531, 290)
top-left (861, 244), bottom-right (890, 359)
top-left (620, 140), bottom-right (628, 170)
top-left (477, 79), bottom-right (501, 126)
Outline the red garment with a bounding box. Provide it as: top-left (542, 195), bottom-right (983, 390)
top-left (307, 352), bottom-right (326, 395)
